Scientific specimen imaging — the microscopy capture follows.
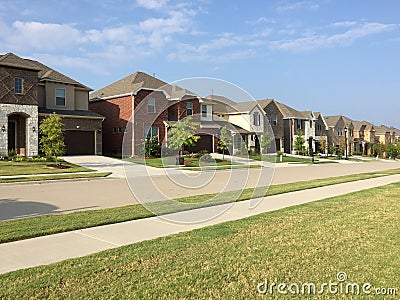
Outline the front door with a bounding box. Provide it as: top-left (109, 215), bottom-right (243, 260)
top-left (7, 121), bottom-right (16, 151)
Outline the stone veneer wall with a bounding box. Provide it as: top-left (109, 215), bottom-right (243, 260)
top-left (0, 104), bottom-right (38, 157)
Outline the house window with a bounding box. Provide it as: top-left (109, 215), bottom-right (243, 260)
top-left (55, 88), bottom-right (66, 106)
top-left (14, 78), bottom-right (23, 94)
top-left (297, 119), bottom-right (302, 129)
top-left (201, 105), bottom-right (207, 118)
top-left (144, 126), bottom-right (159, 139)
top-left (147, 97), bottom-right (155, 113)
top-left (338, 128), bottom-right (343, 136)
top-left (310, 120), bottom-right (312, 128)
top-left (271, 115), bottom-right (277, 126)
top-left (186, 102), bottom-right (193, 116)
top-left (118, 127), bottom-right (122, 133)
top-left (253, 112), bottom-right (260, 126)
top-left (112, 128), bottom-right (117, 134)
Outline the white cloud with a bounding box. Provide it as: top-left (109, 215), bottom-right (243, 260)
top-left (329, 21), bottom-right (357, 28)
top-left (270, 22), bottom-right (397, 52)
top-left (277, 1), bottom-right (320, 12)
top-left (5, 21), bottom-right (82, 51)
top-left (136, 0), bottom-right (168, 10)
top-left (246, 17), bottom-right (276, 26)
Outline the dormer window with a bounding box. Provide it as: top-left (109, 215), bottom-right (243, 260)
top-left (186, 102), bottom-right (193, 116)
top-left (55, 88), bottom-right (66, 106)
top-left (147, 97), bottom-right (155, 113)
top-left (14, 78), bottom-right (23, 94)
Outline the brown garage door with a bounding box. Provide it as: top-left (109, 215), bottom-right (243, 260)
top-left (184, 134), bottom-right (213, 153)
top-left (65, 130), bottom-right (95, 155)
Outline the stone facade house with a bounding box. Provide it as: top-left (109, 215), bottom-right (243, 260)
top-left (0, 53), bottom-right (103, 157)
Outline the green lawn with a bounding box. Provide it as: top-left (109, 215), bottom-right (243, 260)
top-left (0, 172), bottom-right (111, 184)
top-left (1, 182), bottom-right (399, 299)
top-left (0, 160), bottom-right (92, 176)
top-left (0, 168), bottom-right (399, 244)
top-left (127, 156), bottom-right (239, 168)
top-left (249, 154), bottom-right (337, 164)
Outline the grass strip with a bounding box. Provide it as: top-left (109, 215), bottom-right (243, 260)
top-left (0, 161), bottom-right (92, 176)
top-left (0, 182), bottom-right (399, 298)
top-left (0, 172), bottom-right (111, 184)
top-left (0, 168), bottom-right (399, 244)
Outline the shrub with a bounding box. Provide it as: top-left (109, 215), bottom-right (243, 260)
top-left (200, 153), bottom-right (213, 163)
top-left (144, 136), bottom-right (161, 158)
top-left (8, 149), bottom-right (16, 159)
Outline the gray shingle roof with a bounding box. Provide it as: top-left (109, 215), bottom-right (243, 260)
top-left (0, 53), bottom-right (91, 90)
top-left (89, 71), bottom-right (196, 100)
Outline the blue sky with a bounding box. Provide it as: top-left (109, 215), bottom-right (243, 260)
top-left (1, 0), bottom-right (399, 127)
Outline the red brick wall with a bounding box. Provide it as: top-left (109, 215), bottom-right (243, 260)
top-left (89, 95), bottom-right (132, 156)
top-left (89, 91), bottom-right (208, 157)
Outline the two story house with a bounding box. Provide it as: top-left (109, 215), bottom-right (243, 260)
top-left (325, 115), bottom-right (354, 155)
top-left (0, 53), bottom-right (103, 157)
top-left (258, 99), bottom-right (322, 154)
top-left (352, 121), bottom-right (375, 155)
top-left (89, 72), bottom-right (218, 157)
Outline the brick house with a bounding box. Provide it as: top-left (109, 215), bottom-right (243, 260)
top-left (258, 99), bottom-right (322, 154)
top-left (325, 115), bottom-right (354, 155)
top-left (352, 121), bottom-right (375, 155)
top-left (313, 112), bottom-right (328, 153)
top-left (89, 72), bottom-right (218, 157)
top-left (0, 53), bottom-right (103, 157)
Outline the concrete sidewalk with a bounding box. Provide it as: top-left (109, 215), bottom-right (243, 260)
top-left (1, 174), bottom-right (400, 275)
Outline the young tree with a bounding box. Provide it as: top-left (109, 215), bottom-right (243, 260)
top-left (375, 142), bottom-right (387, 158)
top-left (293, 131), bottom-right (305, 155)
top-left (319, 139), bottom-right (327, 155)
top-left (39, 113), bottom-right (65, 163)
top-left (217, 125), bottom-right (232, 160)
top-left (167, 117), bottom-right (200, 163)
top-left (261, 129), bottom-right (274, 154)
top-left (388, 141), bottom-right (400, 159)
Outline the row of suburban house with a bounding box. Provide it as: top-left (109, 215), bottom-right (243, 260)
top-left (1, 53), bottom-right (399, 158)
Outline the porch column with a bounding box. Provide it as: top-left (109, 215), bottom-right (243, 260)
top-left (26, 114), bottom-right (39, 157)
top-left (0, 112), bottom-right (7, 157)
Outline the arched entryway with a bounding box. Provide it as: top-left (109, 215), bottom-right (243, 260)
top-left (7, 113), bottom-right (29, 156)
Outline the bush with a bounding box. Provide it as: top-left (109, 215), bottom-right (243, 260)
top-left (144, 137), bottom-right (161, 158)
top-left (8, 149), bottom-right (16, 159)
top-left (276, 151), bottom-right (283, 157)
top-left (194, 150), bottom-right (209, 158)
top-left (200, 153), bottom-right (213, 163)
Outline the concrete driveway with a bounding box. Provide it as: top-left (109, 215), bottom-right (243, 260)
top-left (62, 155), bottom-right (192, 178)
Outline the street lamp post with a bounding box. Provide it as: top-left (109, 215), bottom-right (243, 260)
top-left (308, 136), bottom-right (314, 163)
top-left (344, 127), bottom-right (348, 160)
